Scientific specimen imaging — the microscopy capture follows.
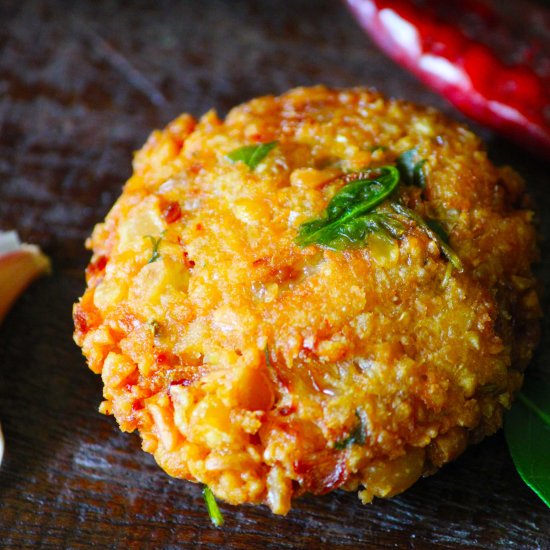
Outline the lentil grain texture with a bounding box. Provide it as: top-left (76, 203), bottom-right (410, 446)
top-left (74, 86), bottom-right (540, 515)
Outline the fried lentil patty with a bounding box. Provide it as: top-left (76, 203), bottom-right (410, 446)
top-left (73, 86), bottom-right (540, 514)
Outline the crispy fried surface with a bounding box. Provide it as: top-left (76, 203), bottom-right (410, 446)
top-left (74, 86), bottom-right (540, 514)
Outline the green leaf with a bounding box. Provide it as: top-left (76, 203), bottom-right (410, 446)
top-left (396, 148), bottom-right (427, 188)
top-left (202, 485), bottom-right (224, 527)
top-left (335, 410), bottom-right (366, 449)
top-left (144, 233), bottom-right (164, 264)
top-left (295, 162), bottom-right (461, 268)
top-left (295, 165), bottom-right (401, 249)
top-left (227, 141), bottom-right (278, 170)
top-left (390, 203), bottom-right (463, 271)
top-left (368, 145), bottom-right (388, 153)
top-left (505, 376), bottom-right (550, 508)
top-left (425, 218), bottom-right (450, 244)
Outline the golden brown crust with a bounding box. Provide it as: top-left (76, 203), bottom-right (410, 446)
top-left (73, 86), bottom-right (540, 514)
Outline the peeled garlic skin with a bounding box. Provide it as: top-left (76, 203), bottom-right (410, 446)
top-left (0, 244), bottom-right (51, 322)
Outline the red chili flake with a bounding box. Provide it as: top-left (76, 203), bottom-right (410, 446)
top-left (162, 201), bottom-right (182, 224)
top-left (196, 223), bottom-right (203, 231)
top-left (86, 255), bottom-right (108, 278)
top-left (156, 352), bottom-right (170, 366)
top-left (248, 433), bottom-right (261, 445)
top-left (293, 460), bottom-right (311, 476)
top-left (74, 308), bottom-right (88, 334)
top-left (183, 251), bottom-right (195, 268)
top-left (270, 265), bottom-right (300, 285)
top-left (171, 137), bottom-right (185, 152)
top-left (190, 163), bottom-right (203, 174)
top-left (132, 401), bottom-right (144, 411)
top-left (170, 378), bottom-right (194, 387)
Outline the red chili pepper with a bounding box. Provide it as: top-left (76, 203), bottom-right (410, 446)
top-left (346, 0), bottom-right (550, 158)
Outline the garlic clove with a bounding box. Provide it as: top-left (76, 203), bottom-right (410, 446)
top-left (0, 231), bottom-right (51, 323)
top-left (0, 231), bottom-right (50, 468)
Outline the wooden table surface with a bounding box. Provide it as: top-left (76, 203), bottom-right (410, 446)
top-left (1, 1), bottom-right (549, 548)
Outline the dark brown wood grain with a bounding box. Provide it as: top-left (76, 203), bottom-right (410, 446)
top-left (0, 1), bottom-right (549, 548)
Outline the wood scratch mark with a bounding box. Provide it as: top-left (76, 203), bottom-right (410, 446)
top-left (89, 32), bottom-right (168, 108)
top-left (0, 99), bottom-right (11, 136)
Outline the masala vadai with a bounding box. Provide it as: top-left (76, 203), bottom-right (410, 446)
top-left (73, 86), bottom-right (540, 514)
